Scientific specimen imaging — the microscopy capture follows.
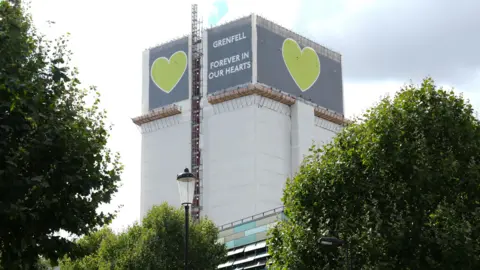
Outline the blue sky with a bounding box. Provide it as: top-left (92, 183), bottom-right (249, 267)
top-left (208, 0), bottom-right (228, 26)
top-left (29, 0), bottom-right (480, 232)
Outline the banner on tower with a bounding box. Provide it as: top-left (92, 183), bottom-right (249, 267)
top-left (144, 15), bottom-right (344, 114)
top-left (256, 22), bottom-right (344, 114)
top-left (207, 16), bottom-right (253, 94)
top-left (148, 36), bottom-right (189, 110)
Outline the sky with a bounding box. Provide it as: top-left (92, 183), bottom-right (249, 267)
top-left (29, 0), bottom-right (480, 232)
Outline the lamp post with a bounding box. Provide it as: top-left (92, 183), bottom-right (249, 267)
top-left (177, 168), bottom-right (196, 270)
top-left (319, 237), bottom-right (352, 270)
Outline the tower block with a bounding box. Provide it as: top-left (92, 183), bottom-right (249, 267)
top-left (133, 14), bottom-right (348, 225)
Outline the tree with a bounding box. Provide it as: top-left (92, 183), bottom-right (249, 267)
top-left (0, 1), bottom-right (122, 268)
top-left (268, 78), bottom-right (480, 269)
top-left (59, 227), bottom-right (116, 269)
top-left (60, 203), bottom-right (227, 270)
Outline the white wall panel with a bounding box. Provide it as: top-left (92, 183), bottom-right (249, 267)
top-left (313, 119), bottom-right (338, 146)
top-left (254, 105), bottom-right (291, 213)
top-left (203, 103), bottom-right (255, 225)
top-left (290, 101), bottom-right (314, 175)
top-left (140, 112), bottom-right (191, 218)
top-left (202, 96), bottom-right (290, 226)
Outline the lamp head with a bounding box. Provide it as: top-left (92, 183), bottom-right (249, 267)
top-left (176, 168), bottom-right (196, 205)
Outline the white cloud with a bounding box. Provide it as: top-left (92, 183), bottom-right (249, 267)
top-left (344, 79), bottom-right (480, 122)
top-left (299, 0), bottom-right (480, 88)
top-left (343, 81), bottom-right (402, 118)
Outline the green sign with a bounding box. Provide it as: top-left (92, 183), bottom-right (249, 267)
top-left (150, 51), bottom-right (187, 93)
top-left (282, 38), bottom-right (321, 92)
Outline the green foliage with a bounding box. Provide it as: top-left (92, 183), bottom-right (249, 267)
top-left (59, 227), bottom-right (116, 269)
top-left (0, 1), bottom-right (122, 268)
top-left (268, 78), bottom-right (480, 269)
top-left (33, 258), bottom-right (53, 270)
top-left (60, 203), bottom-right (228, 270)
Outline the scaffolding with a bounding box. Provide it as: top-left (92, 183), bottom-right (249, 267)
top-left (314, 106), bottom-right (351, 126)
top-left (206, 83), bottom-right (352, 126)
top-left (191, 4), bottom-right (203, 222)
top-left (207, 83), bottom-right (296, 106)
top-left (131, 104), bottom-right (182, 126)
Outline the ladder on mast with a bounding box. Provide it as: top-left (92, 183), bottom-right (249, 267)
top-left (190, 4), bottom-right (203, 222)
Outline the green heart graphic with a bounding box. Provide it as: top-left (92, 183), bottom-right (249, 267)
top-left (282, 38), bottom-right (320, 92)
top-left (150, 51), bottom-right (187, 93)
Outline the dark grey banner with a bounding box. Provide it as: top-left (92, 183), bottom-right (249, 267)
top-left (207, 17), bottom-right (253, 93)
top-left (148, 37), bottom-right (189, 110)
top-left (256, 26), bottom-right (344, 113)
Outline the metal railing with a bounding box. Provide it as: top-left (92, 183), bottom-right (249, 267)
top-left (256, 15), bottom-right (342, 62)
top-left (218, 206), bottom-right (285, 231)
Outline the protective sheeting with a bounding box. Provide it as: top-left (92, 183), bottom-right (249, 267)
top-left (202, 96), bottom-right (291, 226)
top-left (313, 117), bottom-right (339, 145)
top-left (140, 111), bottom-right (191, 218)
top-left (139, 96), bottom-right (341, 224)
top-left (290, 101), bottom-right (314, 175)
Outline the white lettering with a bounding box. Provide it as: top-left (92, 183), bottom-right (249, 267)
top-left (209, 55), bottom-right (242, 70)
top-left (212, 32), bottom-right (247, 48)
top-left (208, 69), bottom-right (224, 79)
top-left (209, 61), bottom-right (251, 79)
top-left (207, 50), bottom-right (252, 80)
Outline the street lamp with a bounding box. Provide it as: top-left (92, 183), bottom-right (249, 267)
top-left (177, 168), bottom-right (196, 270)
top-left (320, 237), bottom-right (352, 270)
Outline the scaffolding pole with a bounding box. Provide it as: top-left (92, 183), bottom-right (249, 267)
top-left (190, 4), bottom-right (203, 222)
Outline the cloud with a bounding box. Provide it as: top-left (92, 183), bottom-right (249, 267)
top-left (297, 0), bottom-right (480, 88)
top-left (343, 79), bottom-right (480, 120)
top-left (208, 0), bottom-right (229, 26)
